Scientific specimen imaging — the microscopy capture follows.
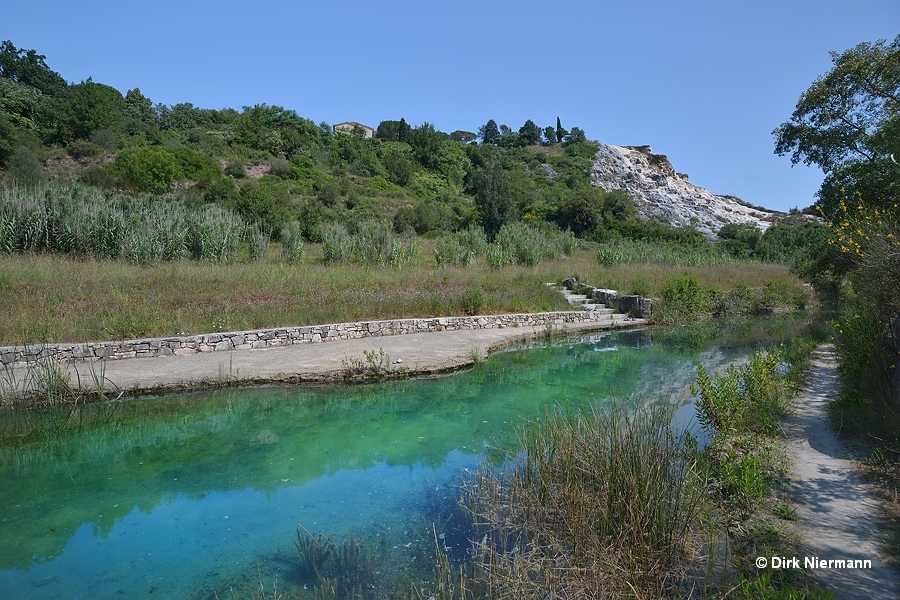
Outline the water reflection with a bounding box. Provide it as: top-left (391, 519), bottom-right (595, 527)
top-left (0, 314), bottom-right (813, 598)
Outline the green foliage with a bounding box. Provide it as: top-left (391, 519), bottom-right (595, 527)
top-left (49, 79), bottom-right (128, 144)
top-left (0, 77), bottom-right (46, 131)
top-left (518, 119), bottom-right (542, 145)
top-left (656, 273), bottom-right (711, 324)
top-left (78, 165), bottom-right (116, 189)
top-left (0, 40), bottom-right (67, 97)
top-left (542, 125), bottom-right (555, 145)
top-left (434, 225), bottom-right (488, 266)
top-left (596, 245), bottom-right (624, 266)
top-left (756, 219), bottom-right (829, 267)
top-left (694, 345), bottom-right (809, 518)
top-left (489, 222), bottom-right (570, 268)
top-left (280, 221), bottom-right (305, 262)
top-left (774, 35), bottom-right (900, 218)
top-left (8, 146), bottom-right (42, 186)
top-left (353, 219), bottom-right (417, 267)
top-left (381, 145), bottom-right (414, 186)
top-left (67, 139), bottom-right (104, 159)
top-left (229, 181), bottom-right (290, 237)
top-left (112, 146), bottom-right (183, 194)
top-left (465, 404), bottom-right (705, 597)
top-left (459, 286), bottom-right (485, 315)
top-left (472, 161), bottom-right (515, 239)
top-left (833, 299), bottom-right (895, 406)
top-left (478, 119), bottom-right (499, 145)
top-left (320, 222), bottom-right (354, 263)
top-left (0, 183), bottom-right (252, 263)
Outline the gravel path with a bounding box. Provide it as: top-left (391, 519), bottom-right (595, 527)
top-left (784, 345), bottom-right (900, 598)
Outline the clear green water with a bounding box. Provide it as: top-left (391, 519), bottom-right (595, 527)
top-left (0, 316), bottom-right (811, 598)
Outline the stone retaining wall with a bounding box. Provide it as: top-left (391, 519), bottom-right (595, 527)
top-left (0, 311), bottom-right (620, 368)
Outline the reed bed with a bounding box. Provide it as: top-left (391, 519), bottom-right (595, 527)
top-left (0, 183), bottom-right (261, 263)
top-left (458, 404), bottom-right (706, 599)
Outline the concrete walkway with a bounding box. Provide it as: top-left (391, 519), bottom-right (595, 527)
top-left (784, 345), bottom-right (900, 598)
top-left (10, 317), bottom-right (643, 397)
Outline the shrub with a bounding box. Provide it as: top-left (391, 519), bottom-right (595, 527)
top-left (67, 139), bottom-right (104, 159)
top-left (459, 286), bottom-right (485, 315)
top-left (8, 146), bottom-right (42, 187)
top-left (78, 166), bottom-right (116, 189)
top-left (224, 160), bottom-right (246, 178)
top-left (112, 146), bottom-right (183, 194)
top-left (656, 272), bottom-right (711, 324)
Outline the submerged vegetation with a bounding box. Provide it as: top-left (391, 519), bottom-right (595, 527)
top-left (269, 333), bottom-right (830, 600)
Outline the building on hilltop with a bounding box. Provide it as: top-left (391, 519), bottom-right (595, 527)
top-left (333, 122), bottom-right (375, 138)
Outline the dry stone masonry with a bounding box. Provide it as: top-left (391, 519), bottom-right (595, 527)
top-left (0, 310), bottom-right (636, 369)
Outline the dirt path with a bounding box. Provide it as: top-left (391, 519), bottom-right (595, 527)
top-left (784, 345), bottom-right (900, 598)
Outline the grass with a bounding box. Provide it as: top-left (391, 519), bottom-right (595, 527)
top-left (826, 291), bottom-right (900, 567)
top-left (413, 337), bottom-right (834, 599)
top-left (0, 249), bottom-right (803, 345)
top-left (458, 403), bottom-right (706, 598)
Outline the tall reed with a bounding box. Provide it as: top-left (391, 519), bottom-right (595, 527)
top-left (461, 403), bottom-right (705, 597)
top-left (0, 182), bottom-right (248, 263)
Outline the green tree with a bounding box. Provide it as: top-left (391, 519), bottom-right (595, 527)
top-left (773, 35), bottom-right (900, 216)
top-left (124, 88), bottom-right (157, 130)
top-left (478, 119), bottom-right (500, 145)
top-left (556, 116), bottom-right (566, 144)
top-left (376, 119), bottom-right (403, 141)
top-left (565, 126), bottom-right (587, 145)
top-left (557, 188), bottom-right (605, 237)
top-left (0, 40), bottom-right (67, 97)
top-left (450, 130), bottom-right (477, 143)
top-left (409, 122), bottom-right (444, 169)
top-left (49, 79), bottom-right (127, 144)
top-left (382, 145), bottom-right (415, 185)
top-left (543, 125), bottom-right (556, 145)
top-left (472, 162), bottom-right (515, 239)
top-left (776, 36), bottom-right (900, 407)
top-left (519, 120), bottom-right (542, 145)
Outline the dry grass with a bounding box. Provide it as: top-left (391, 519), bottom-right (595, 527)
top-left (455, 404), bottom-right (706, 599)
top-left (0, 248), bottom-right (802, 345)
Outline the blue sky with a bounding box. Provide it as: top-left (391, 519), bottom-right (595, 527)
top-left (3, 1), bottom-right (897, 212)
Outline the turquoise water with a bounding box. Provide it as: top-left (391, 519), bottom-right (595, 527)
top-left (0, 316), bottom-right (811, 598)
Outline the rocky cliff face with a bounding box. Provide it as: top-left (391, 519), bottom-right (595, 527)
top-left (590, 143), bottom-right (781, 239)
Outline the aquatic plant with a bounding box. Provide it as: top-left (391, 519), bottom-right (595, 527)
top-left (294, 526), bottom-right (382, 599)
top-left (459, 403), bottom-right (706, 598)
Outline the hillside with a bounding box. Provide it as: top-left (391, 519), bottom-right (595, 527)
top-left (591, 144), bottom-right (782, 239)
top-left (0, 39), bottom-right (813, 255)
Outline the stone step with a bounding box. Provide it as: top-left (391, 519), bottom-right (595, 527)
top-left (582, 305), bottom-right (614, 313)
top-left (564, 294), bottom-right (589, 303)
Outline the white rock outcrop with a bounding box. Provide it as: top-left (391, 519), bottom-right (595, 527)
top-left (590, 143), bottom-right (781, 239)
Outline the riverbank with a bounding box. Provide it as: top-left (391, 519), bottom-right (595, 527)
top-left (1, 313), bottom-right (646, 400)
top-left (785, 345), bottom-right (900, 598)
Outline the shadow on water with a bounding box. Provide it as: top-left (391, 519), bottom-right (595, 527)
top-left (0, 313), bottom-right (816, 598)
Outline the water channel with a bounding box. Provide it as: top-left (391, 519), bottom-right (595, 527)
top-left (0, 315), bottom-right (813, 598)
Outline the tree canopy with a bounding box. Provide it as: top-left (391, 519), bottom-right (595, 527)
top-left (773, 35), bottom-right (900, 216)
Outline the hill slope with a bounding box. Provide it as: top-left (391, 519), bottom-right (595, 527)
top-left (590, 144), bottom-right (782, 238)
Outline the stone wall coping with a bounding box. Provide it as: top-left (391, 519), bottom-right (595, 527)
top-left (0, 310), bottom-right (623, 368)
